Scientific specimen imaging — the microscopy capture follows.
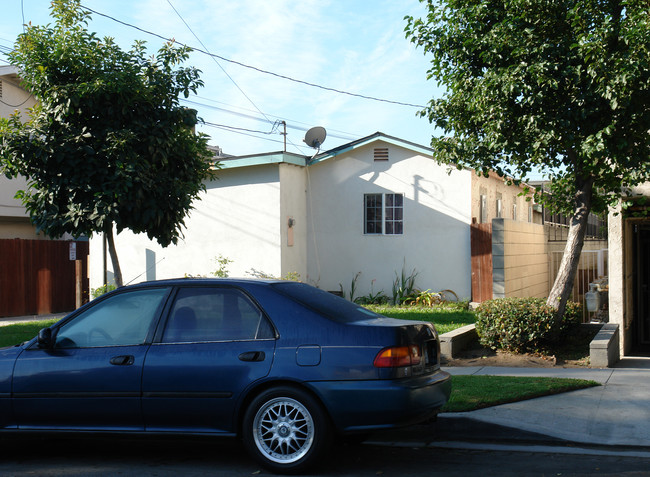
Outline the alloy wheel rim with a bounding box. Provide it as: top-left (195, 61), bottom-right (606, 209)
top-left (253, 397), bottom-right (315, 464)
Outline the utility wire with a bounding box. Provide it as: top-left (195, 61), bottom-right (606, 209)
top-left (189, 94), bottom-right (361, 138)
top-left (181, 98), bottom-right (358, 141)
top-left (203, 121), bottom-right (276, 135)
top-left (79, 3), bottom-right (427, 110)
top-left (164, 0), bottom-right (307, 154)
top-left (164, 1), bottom-right (272, 125)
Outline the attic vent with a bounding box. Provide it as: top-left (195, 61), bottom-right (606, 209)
top-left (374, 147), bottom-right (389, 161)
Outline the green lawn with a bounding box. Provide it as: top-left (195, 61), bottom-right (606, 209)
top-left (0, 319), bottom-right (59, 348)
top-left (442, 375), bottom-right (600, 412)
top-left (365, 305), bottom-right (475, 334)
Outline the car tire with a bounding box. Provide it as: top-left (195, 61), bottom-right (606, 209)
top-left (242, 386), bottom-right (331, 474)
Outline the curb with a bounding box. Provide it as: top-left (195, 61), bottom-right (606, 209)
top-left (366, 416), bottom-right (650, 455)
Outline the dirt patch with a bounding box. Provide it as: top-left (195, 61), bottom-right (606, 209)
top-left (442, 323), bottom-right (597, 368)
top-left (442, 345), bottom-right (590, 368)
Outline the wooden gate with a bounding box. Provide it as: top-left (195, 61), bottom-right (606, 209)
top-left (0, 239), bottom-right (89, 317)
top-left (471, 223), bottom-right (493, 303)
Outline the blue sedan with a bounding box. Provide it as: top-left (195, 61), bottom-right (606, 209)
top-left (0, 279), bottom-right (451, 473)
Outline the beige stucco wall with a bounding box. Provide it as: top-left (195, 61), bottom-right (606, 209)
top-left (608, 182), bottom-right (650, 355)
top-left (279, 163), bottom-right (307, 279)
top-left (492, 218), bottom-right (548, 298)
top-left (608, 205), bottom-right (628, 354)
top-left (1, 67), bottom-right (39, 238)
top-left (0, 67), bottom-right (36, 118)
top-left (471, 171), bottom-right (542, 225)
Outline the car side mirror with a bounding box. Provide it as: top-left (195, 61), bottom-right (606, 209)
top-left (37, 328), bottom-right (53, 349)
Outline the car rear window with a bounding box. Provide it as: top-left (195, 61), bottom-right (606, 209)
top-left (270, 282), bottom-right (380, 323)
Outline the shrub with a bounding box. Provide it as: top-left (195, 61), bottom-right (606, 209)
top-left (475, 297), bottom-right (583, 353)
top-left (391, 266), bottom-right (418, 305)
top-left (91, 283), bottom-right (116, 299)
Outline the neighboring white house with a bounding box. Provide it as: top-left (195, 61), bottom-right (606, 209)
top-left (89, 133), bottom-right (473, 300)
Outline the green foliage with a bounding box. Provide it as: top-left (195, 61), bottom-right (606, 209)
top-left (90, 283), bottom-right (117, 299)
top-left (405, 0), bottom-right (650, 316)
top-left (354, 279), bottom-right (390, 305)
top-left (0, 1), bottom-right (215, 259)
top-left (391, 265), bottom-right (418, 305)
top-left (339, 271), bottom-right (362, 302)
top-left (404, 288), bottom-right (460, 307)
top-left (211, 255), bottom-right (233, 278)
top-left (475, 297), bottom-right (583, 353)
top-left (405, 0), bottom-right (650, 212)
top-left (246, 268), bottom-right (301, 281)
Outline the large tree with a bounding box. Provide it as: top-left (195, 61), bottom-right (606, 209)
top-left (405, 0), bottom-right (650, 321)
top-left (0, 0), bottom-right (215, 287)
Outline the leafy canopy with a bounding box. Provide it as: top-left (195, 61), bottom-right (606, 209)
top-left (405, 0), bottom-right (650, 215)
top-left (0, 0), bottom-right (215, 246)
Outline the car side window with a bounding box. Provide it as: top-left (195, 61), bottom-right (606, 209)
top-left (54, 288), bottom-right (169, 349)
top-left (162, 287), bottom-right (274, 343)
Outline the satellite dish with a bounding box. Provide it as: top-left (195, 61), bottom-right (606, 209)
top-left (303, 126), bottom-right (327, 149)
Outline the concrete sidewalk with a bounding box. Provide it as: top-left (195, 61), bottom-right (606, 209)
top-left (372, 358), bottom-right (650, 452)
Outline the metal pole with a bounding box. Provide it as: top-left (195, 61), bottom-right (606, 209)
top-left (282, 121), bottom-right (287, 152)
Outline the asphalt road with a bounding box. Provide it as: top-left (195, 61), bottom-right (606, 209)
top-left (0, 435), bottom-right (649, 476)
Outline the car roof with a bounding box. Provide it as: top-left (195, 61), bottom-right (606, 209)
top-left (124, 277), bottom-right (286, 288)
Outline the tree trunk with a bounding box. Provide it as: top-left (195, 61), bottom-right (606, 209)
top-left (105, 225), bottom-right (124, 287)
top-left (546, 176), bottom-right (595, 327)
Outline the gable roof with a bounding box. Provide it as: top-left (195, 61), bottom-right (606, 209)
top-left (217, 132), bottom-right (434, 170)
top-left (0, 65), bottom-right (22, 83)
top-left (217, 151), bottom-right (307, 170)
top-left (310, 132), bottom-right (434, 164)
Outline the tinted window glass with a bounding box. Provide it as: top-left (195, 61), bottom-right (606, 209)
top-left (55, 288), bottom-right (169, 348)
top-left (162, 287), bottom-right (274, 343)
top-left (270, 282), bottom-right (380, 323)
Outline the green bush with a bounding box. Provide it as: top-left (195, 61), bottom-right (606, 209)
top-left (91, 283), bottom-right (117, 299)
top-left (475, 297), bottom-right (583, 353)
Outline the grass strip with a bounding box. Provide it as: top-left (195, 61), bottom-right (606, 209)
top-left (365, 305), bottom-right (475, 334)
top-left (0, 319), bottom-right (59, 348)
top-left (442, 375), bottom-right (601, 413)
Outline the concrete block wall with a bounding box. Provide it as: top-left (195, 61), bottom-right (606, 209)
top-left (492, 218), bottom-right (549, 299)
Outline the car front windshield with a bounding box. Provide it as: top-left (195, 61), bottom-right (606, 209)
top-left (270, 282), bottom-right (380, 323)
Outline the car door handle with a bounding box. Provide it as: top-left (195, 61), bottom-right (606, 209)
top-left (110, 355), bottom-right (135, 366)
top-left (238, 351), bottom-right (265, 362)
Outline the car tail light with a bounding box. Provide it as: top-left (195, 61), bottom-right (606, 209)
top-left (373, 345), bottom-right (421, 368)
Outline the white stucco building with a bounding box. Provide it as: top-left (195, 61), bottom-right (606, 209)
top-left (89, 133), bottom-right (473, 300)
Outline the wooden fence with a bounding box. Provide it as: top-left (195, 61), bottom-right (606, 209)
top-left (0, 239), bottom-right (89, 317)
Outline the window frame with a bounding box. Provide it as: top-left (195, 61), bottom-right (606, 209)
top-left (158, 285), bottom-right (277, 344)
top-left (50, 286), bottom-right (171, 349)
top-left (363, 193), bottom-right (404, 236)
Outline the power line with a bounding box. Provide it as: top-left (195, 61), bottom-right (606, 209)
top-left (164, 0), bottom-right (307, 155)
top-left (201, 123), bottom-right (286, 145)
top-left (190, 94), bottom-right (361, 138)
top-left (203, 121), bottom-right (276, 135)
top-left (164, 0), bottom-right (272, 125)
top-left (181, 98), bottom-right (359, 141)
top-left (79, 3), bottom-right (427, 110)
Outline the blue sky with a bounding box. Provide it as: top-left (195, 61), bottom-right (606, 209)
top-left (0, 0), bottom-right (444, 157)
